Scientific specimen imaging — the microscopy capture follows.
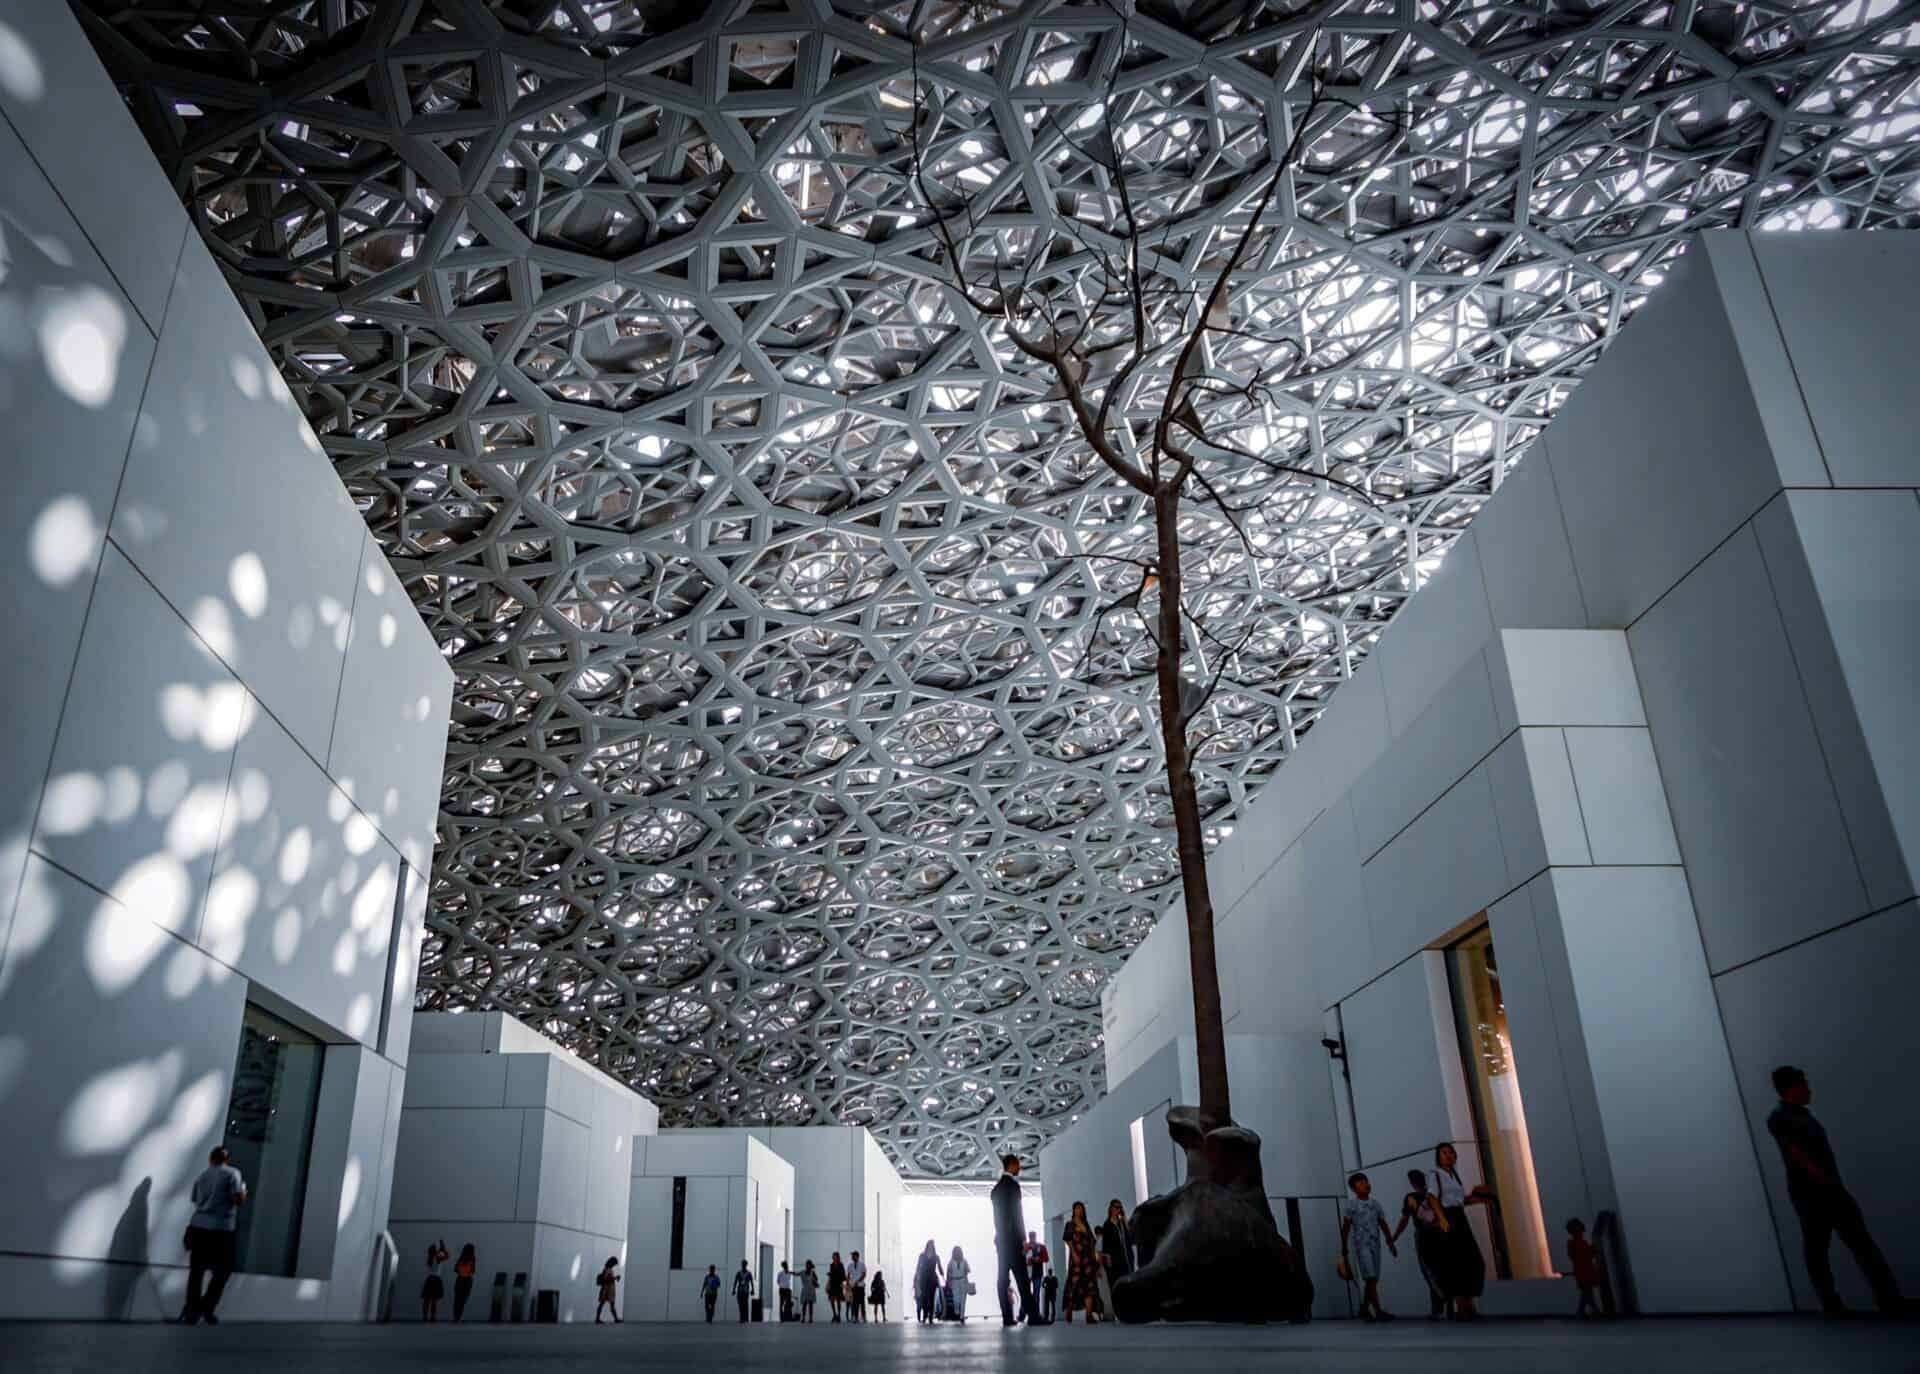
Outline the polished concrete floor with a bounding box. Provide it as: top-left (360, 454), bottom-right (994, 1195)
top-left (6, 1316), bottom-right (1918, 1374)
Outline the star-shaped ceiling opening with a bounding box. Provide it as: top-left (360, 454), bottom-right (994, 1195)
top-left (79, 0), bottom-right (1920, 1176)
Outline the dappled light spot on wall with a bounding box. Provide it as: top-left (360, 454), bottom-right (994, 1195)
top-left (350, 863), bottom-right (393, 947)
top-left (345, 991), bottom-right (374, 1040)
top-left (272, 907), bottom-right (301, 964)
top-left (99, 855), bottom-right (188, 960)
top-left (62, 1050), bottom-right (183, 1156)
top-left (278, 825), bottom-right (312, 885)
top-left (200, 866), bottom-right (259, 965)
top-left (331, 928), bottom-right (357, 978)
top-left (0, 21), bottom-right (43, 101)
top-left (229, 551), bottom-right (269, 619)
top-left (228, 353), bottom-right (261, 399)
top-left (343, 810), bottom-right (377, 858)
top-left (30, 494), bottom-right (100, 586)
top-left (144, 758), bottom-right (189, 817)
top-left (163, 781), bottom-right (226, 860)
top-left (157, 679), bottom-right (252, 751)
top-left (39, 285), bottom-right (126, 408)
top-left (287, 602), bottom-right (313, 650)
top-left (165, 939), bottom-right (212, 997)
top-left (336, 1153), bottom-right (363, 1230)
top-left (39, 766), bottom-right (139, 837)
top-left (232, 767), bottom-right (271, 824)
top-left (378, 612), bottom-right (396, 648)
top-left (320, 594), bottom-right (348, 652)
top-left (189, 595), bottom-right (237, 662)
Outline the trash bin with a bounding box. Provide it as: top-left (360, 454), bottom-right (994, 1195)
top-left (751, 1297), bottom-right (763, 1323)
top-left (535, 1289), bottom-right (559, 1323)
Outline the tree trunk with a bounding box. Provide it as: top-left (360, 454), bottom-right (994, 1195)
top-left (1151, 484), bottom-right (1231, 1131)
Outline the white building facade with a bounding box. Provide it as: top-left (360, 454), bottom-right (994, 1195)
top-left (0, 3), bottom-right (452, 1321)
top-left (627, 1129), bottom-right (796, 1322)
top-left (386, 1013), bottom-right (659, 1322)
top-left (1047, 230), bottom-right (1920, 1319)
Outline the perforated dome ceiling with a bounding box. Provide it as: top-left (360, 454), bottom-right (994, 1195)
top-left (82, 0), bottom-right (1920, 1176)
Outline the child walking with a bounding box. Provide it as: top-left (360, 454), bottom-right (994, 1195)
top-left (1341, 1172), bottom-right (1397, 1321)
top-left (1566, 1219), bottom-right (1602, 1316)
top-left (595, 1255), bottom-right (621, 1323)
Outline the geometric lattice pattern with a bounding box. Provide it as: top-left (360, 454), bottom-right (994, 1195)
top-left (80, 0), bottom-right (1920, 1176)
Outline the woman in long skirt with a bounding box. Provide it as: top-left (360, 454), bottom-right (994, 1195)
top-left (1432, 1143), bottom-right (1495, 1319)
top-left (1061, 1201), bottom-right (1103, 1323)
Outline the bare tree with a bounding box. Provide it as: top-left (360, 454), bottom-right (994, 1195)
top-left (906, 19), bottom-right (1387, 1142)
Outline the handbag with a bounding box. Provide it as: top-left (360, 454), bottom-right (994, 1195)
top-left (966, 1280), bottom-right (977, 1295)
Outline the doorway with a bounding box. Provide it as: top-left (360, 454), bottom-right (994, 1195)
top-left (1445, 924), bottom-right (1554, 1279)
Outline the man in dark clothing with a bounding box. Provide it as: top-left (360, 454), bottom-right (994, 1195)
top-left (702, 1265), bottom-right (720, 1322)
top-left (990, 1153), bottom-right (1037, 1326)
top-left (1766, 1066), bottom-right (1902, 1316)
top-left (732, 1259), bottom-right (755, 1322)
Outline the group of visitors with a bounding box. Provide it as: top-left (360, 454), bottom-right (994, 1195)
top-left (1327, 1065), bottom-right (1906, 1323)
top-left (165, 1064), bottom-right (1901, 1330)
top-left (1339, 1143), bottom-right (1495, 1322)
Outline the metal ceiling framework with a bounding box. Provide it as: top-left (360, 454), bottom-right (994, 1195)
top-left (78, 0), bottom-right (1920, 1177)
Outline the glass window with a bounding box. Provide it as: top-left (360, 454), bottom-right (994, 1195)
top-left (223, 1004), bottom-right (326, 1277)
top-left (1446, 926), bottom-right (1555, 1279)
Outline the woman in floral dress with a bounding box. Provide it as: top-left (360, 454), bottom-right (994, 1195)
top-left (1062, 1201), bottom-right (1103, 1323)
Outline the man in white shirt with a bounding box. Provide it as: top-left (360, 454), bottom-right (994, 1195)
top-left (180, 1145), bottom-right (247, 1324)
top-left (846, 1250), bottom-right (867, 1323)
top-left (777, 1260), bottom-right (795, 1321)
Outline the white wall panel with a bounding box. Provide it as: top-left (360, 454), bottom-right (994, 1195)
top-left (205, 712), bottom-right (397, 1043)
top-left (1714, 902), bottom-right (1920, 1311)
top-left (1493, 630), bottom-right (1644, 734)
top-left (400, 1052), bottom-right (508, 1110)
top-left (111, 234), bottom-right (361, 761)
top-left (1368, 533), bottom-right (1494, 732)
top-left (0, 854), bottom-right (244, 1268)
top-left (534, 1112), bottom-right (589, 1232)
top-left (1486, 730), bottom-right (1592, 890)
top-left (1351, 651), bottom-right (1501, 861)
top-left (389, 1106), bottom-right (524, 1223)
top-left (1545, 867), bottom-right (1789, 1312)
top-left (504, 1053), bottom-right (552, 1113)
top-left (1773, 491), bottom-right (1920, 905)
top-left (1304, 800), bottom-right (1374, 1011)
top-left (1217, 839), bottom-right (1317, 1036)
top-left (1293, 660), bottom-right (1394, 812)
top-left (1338, 958), bottom-right (1459, 1170)
top-left (1361, 769), bottom-right (1511, 960)
top-left (1562, 728), bottom-right (1681, 866)
top-left (1750, 231), bottom-right (1920, 487)
top-left (1544, 249), bottom-right (1787, 626)
top-left (408, 1011), bottom-right (488, 1056)
top-left (326, 537), bottom-right (452, 872)
top-left (1752, 497), bottom-right (1912, 912)
top-left (1471, 446), bottom-right (1590, 630)
top-left (35, 546), bottom-right (246, 935)
top-left (0, 3), bottom-right (190, 333)
top-left (1693, 235), bottom-right (1829, 490)
top-left (625, 1175), bottom-right (671, 1320)
top-left (0, 113), bottom-right (158, 934)
top-left (1629, 528), bottom-right (1866, 971)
